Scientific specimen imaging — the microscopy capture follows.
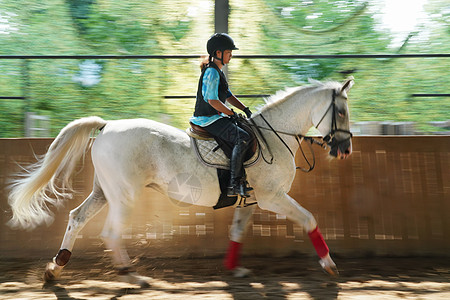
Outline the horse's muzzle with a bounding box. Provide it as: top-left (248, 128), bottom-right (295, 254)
top-left (329, 139), bottom-right (352, 160)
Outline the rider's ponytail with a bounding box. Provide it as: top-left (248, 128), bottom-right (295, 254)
top-left (200, 55), bottom-right (212, 70)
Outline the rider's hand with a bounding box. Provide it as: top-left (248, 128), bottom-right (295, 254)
top-left (243, 107), bottom-right (252, 118)
top-left (229, 109), bottom-right (239, 121)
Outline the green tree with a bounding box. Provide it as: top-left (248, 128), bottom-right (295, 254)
top-left (0, 0), bottom-right (448, 137)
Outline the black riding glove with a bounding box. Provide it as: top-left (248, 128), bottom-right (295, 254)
top-left (229, 110), bottom-right (239, 121)
top-left (243, 107), bottom-right (252, 118)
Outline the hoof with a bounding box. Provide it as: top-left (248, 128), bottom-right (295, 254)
top-left (139, 280), bottom-right (150, 289)
top-left (321, 263), bottom-right (339, 277)
top-left (233, 267), bottom-right (251, 278)
top-left (319, 256), bottom-right (339, 277)
top-left (119, 272), bottom-right (150, 288)
top-left (44, 262), bottom-right (63, 282)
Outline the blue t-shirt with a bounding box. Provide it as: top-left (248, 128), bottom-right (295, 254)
top-left (190, 67), bottom-right (232, 127)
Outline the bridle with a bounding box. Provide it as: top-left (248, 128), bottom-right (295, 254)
top-left (314, 90), bottom-right (353, 149)
top-left (249, 89), bottom-right (353, 172)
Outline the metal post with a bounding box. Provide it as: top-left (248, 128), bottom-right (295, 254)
top-left (215, 0), bottom-right (229, 76)
top-left (215, 0), bottom-right (229, 34)
top-left (22, 59), bottom-right (31, 137)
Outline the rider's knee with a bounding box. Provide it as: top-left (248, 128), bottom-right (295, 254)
top-left (236, 128), bottom-right (251, 145)
top-left (241, 130), bottom-right (251, 143)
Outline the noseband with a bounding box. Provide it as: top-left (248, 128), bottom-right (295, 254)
top-left (250, 89), bottom-right (353, 172)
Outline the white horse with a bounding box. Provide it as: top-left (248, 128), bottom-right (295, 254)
top-left (8, 77), bottom-right (354, 286)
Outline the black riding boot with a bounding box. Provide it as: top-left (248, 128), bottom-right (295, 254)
top-left (227, 141), bottom-right (253, 197)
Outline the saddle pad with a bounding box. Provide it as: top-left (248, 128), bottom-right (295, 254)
top-left (191, 137), bottom-right (260, 170)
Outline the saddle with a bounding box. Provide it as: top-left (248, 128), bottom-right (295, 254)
top-left (186, 118), bottom-right (260, 170)
top-left (186, 117), bottom-right (260, 210)
top-left (188, 123), bottom-right (214, 140)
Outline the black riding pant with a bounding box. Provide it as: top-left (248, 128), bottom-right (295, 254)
top-left (204, 117), bottom-right (251, 182)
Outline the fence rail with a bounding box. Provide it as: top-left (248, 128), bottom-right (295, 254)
top-left (1, 54), bottom-right (449, 60)
top-left (1, 54), bottom-right (449, 137)
top-left (0, 136), bottom-right (448, 258)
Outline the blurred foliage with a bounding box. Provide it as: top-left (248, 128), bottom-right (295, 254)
top-left (0, 0), bottom-right (448, 137)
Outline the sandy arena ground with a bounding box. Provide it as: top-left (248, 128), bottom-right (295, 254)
top-left (0, 254), bottom-right (449, 299)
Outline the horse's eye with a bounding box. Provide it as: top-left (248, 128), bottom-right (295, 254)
top-left (338, 110), bottom-right (346, 118)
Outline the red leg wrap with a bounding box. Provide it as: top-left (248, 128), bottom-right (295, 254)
top-left (308, 227), bottom-right (329, 258)
top-left (224, 241), bottom-right (241, 270)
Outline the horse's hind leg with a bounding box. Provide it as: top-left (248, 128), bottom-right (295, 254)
top-left (100, 204), bottom-right (133, 269)
top-left (224, 203), bottom-right (256, 277)
top-left (44, 178), bottom-right (107, 282)
top-left (99, 184), bottom-right (149, 287)
top-left (257, 192), bottom-right (338, 276)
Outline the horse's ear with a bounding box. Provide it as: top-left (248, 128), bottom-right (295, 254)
top-left (341, 76), bottom-right (354, 95)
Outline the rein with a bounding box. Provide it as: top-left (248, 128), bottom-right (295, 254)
top-left (250, 116), bottom-right (325, 172)
top-left (249, 89), bottom-right (352, 173)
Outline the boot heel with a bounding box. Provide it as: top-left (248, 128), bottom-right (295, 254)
top-left (227, 186), bottom-right (238, 197)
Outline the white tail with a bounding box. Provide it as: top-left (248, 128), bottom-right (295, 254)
top-left (7, 116), bottom-right (107, 229)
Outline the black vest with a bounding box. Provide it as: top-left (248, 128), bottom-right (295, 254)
top-left (194, 62), bottom-right (229, 117)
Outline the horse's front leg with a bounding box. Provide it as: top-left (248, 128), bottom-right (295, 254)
top-left (224, 202), bottom-right (256, 277)
top-left (257, 192), bottom-right (338, 276)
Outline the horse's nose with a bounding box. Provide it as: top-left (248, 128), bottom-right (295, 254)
top-left (344, 145), bottom-right (352, 158)
top-left (345, 146), bottom-right (352, 156)
top-left (338, 145), bottom-right (352, 159)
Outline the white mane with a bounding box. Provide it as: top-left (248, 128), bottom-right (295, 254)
top-left (258, 79), bottom-right (342, 113)
top-left (264, 87), bottom-right (304, 105)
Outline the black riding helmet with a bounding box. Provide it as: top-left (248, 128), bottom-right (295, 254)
top-left (207, 33), bottom-right (238, 64)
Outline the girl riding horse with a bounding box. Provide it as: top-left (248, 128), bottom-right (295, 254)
top-left (190, 33), bottom-right (253, 198)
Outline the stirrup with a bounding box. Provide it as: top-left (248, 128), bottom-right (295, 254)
top-left (238, 184), bottom-right (251, 198)
top-left (227, 182), bottom-right (252, 198)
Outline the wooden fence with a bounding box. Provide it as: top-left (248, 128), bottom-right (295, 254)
top-left (0, 136), bottom-right (448, 258)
